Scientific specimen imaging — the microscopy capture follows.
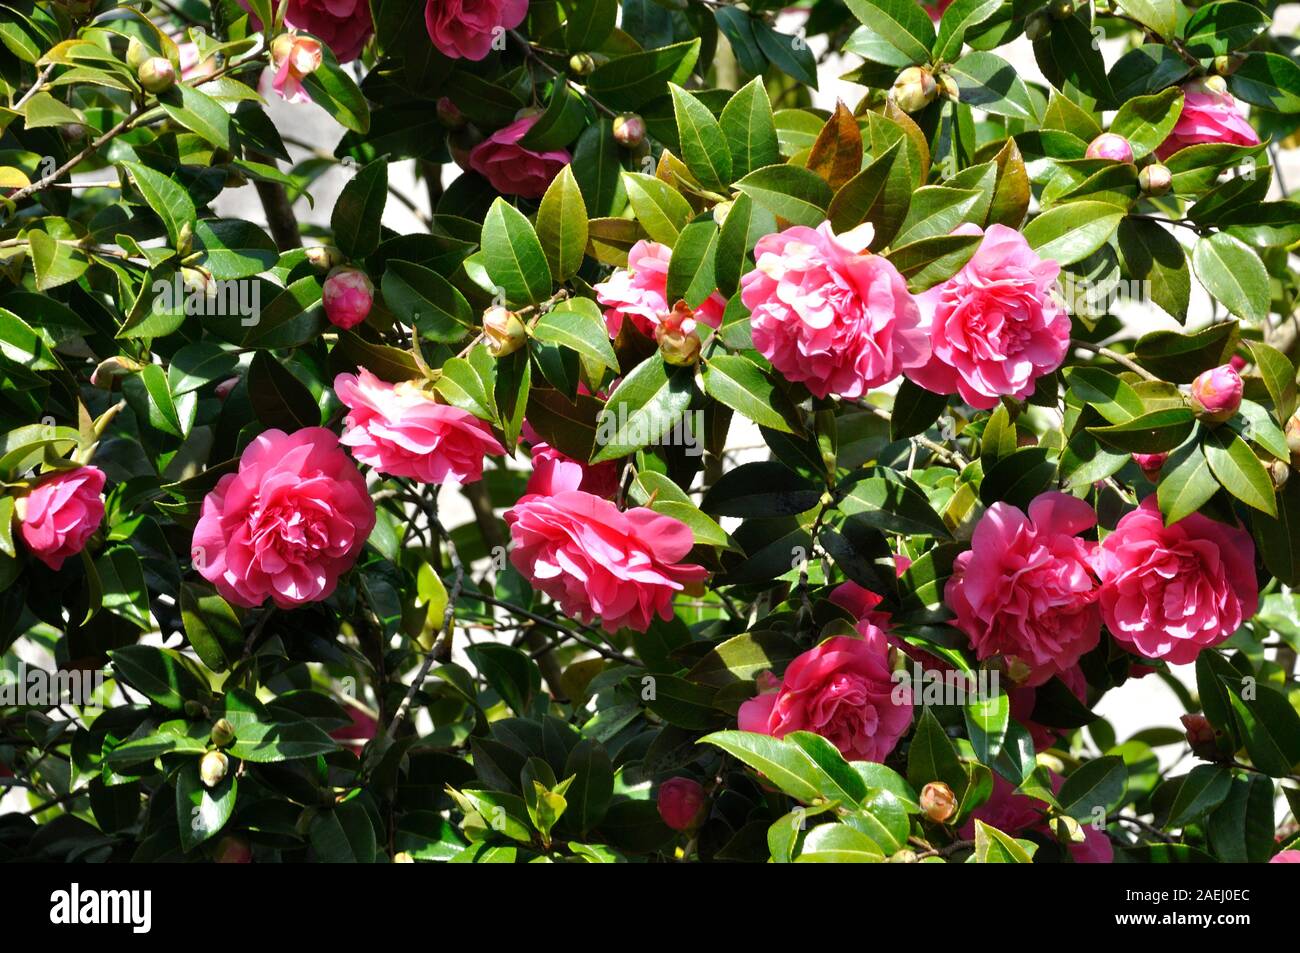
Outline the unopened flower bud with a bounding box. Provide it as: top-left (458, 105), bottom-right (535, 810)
top-left (887, 849), bottom-right (919, 863)
top-left (126, 38), bottom-right (151, 73)
top-left (657, 777), bottom-right (707, 832)
top-left (1048, 0), bottom-right (1075, 19)
top-left (1269, 457), bottom-right (1290, 489)
top-left (1138, 163), bottom-right (1172, 196)
top-left (1181, 713), bottom-right (1221, 760)
top-left (436, 96), bottom-right (466, 130)
top-left (138, 57), bottom-right (177, 94)
top-left (890, 66), bottom-right (938, 114)
top-left (184, 700), bottom-right (207, 718)
top-left (483, 306), bottom-right (526, 358)
top-left (211, 718), bottom-right (236, 747)
top-left (304, 245), bottom-right (344, 272)
top-left (1005, 656), bottom-right (1034, 684)
top-left (200, 750), bottom-right (229, 788)
top-left (1085, 133), bottom-right (1134, 163)
top-left (569, 53), bottom-right (596, 76)
top-left (215, 376), bottom-right (240, 402)
top-left (90, 355), bottom-right (146, 389)
top-left (1286, 410), bottom-right (1300, 468)
top-left (1213, 53), bottom-right (1245, 77)
top-left (394, 851), bottom-right (415, 863)
top-left (448, 125), bottom-right (484, 172)
top-left (1189, 364), bottom-right (1242, 424)
top-left (60, 122), bottom-right (88, 142)
top-left (1025, 8), bottom-right (1052, 40)
top-left (1201, 75), bottom-right (1229, 95)
top-left (271, 33), bottom-right (323, 79)
top-left (656, 300), bottom-right (702, 366)
top-left (322, 266), bottom-right (374, 330)
top-left (1051, 813), bottom-right (1086, 844)
top-left (920, 781), bottom-right (957, 823)
top-left (1132, 452), bottom-right (1167, 480)
top-left (612, 113), bottom-right (646, 148)
top-left (213, 836), bottom-right (252, 863)
top-left (938, 73), bottom-right (959, 101)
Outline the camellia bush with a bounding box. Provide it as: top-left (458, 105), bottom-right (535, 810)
top-left (1, 0), bottom-right (1300, 866)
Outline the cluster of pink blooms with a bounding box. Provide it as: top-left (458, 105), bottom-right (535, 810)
top-left (946, 491), bottom-right (1258, 683)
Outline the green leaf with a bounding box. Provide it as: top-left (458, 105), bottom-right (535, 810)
top-left (827, 139), bottom-right (908, 236)
top-left (702, 461), bottom-right (821, 517)
top-left (1192, 232), bottom-right (1270, 324)
top-left (1055, 756), bottom-right (1126, 820)
top-left (331, 159), bottom-right (388, 260)
top-left (109, 645), bottom-right (209, 711)
top-left (482, 198), bottom-right (553, 307)
top-left (621, 172), bottom-right (693, 245)
top-left (684, 630), bottom-right (801, 688)
top-left (965, 691), bottom-right (1010, 764)
top-left (1064, 366), bottom-right (1145, 423)
top-left (973, 820), bottom-right (1034, 862)
top-left (1203, 427), bottom-right (1276, 516)
top-left (1116, 217), bottom-right (1190, 321)
top-left (565, 0), bottom-right (617, 49)
top-left (1133, 322), bottom-right (1238, 383)
top-left (1157, 437), bottom-right (1219, 524)
top-left (1087, 407), bottom-right (1196, 453)
top-left (1110, 87), bottom-right (1184, 159)
top-left (536, 166), bottom-right (588, 282)
top-left (795, 823), bottom-right (885, 862)
top-left (248, 351), bottom-right (319, 431)
top-left (301, 47), bottom-right (370, 133)
top-left (669, 84), bottom-right (731, 190)
top-left (159, 84), bottom-right (232, 149)
top-left (465, 643), bottom-right (541, 717)
top-left (1167, 764), bottom-right (1232, 828)
top-left (121, 161), bottom-right (195, 248)
top-left (192, 219), bottom-right (277, 280)
top-left (1183, 2), bottom-right (1270, 58)
top-left (1229, 52), bottom-right (1300, 113)
top-left (592, 355), bottom-right (695, 462)
top-left (587, 39), bottom-right (701, 111)
top-left (561, 739), bottom-right (613, 835)
top-left (948, 51), bottom-right (1039, 121)
top-left (719, 78), bottom-right (779, 181)
top-left (1022, 201), bottom-right (1125, 266)
top-left (698, 731), bottom-right (823, 803)
top-left (836, 470), bottom-right (950, 537)
top-left (843, 0), bottom-right (936, 64)
top-left (1120, 0), bottom-right (1179, 40)
top-left (702, 354), bottom-right (802, 434)
top-left (734, 164), bottom-right (833, 228)
top-left (381, 259), bottom-right (473, 343)
top-left (1223, 678), bottom-right (1300, 778)
top-left (180, 582), bottom-right (243, 674)
top-left (95, 546), bottom-right (153, 631)
top-left (906, 708), bottom-right (967, 799)
top-left (177, 760), bottom-right (236, 852)
top-left (934, 0), bottom-right (1005, 63)
top-left (531, 298), bottom-right (618, 373)
top-left (664, 219), bottom-right (720, 307)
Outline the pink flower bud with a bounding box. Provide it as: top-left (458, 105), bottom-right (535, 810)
top-left (437, 97), bottom-right (466, 129)
top-left (1229, 354), bottom-right (1247, 372)
top-left (657, 777), bottom-right (707, 832)
top-left (213, 836), bottom-right (252, 863)
top-left (1085, 133), bottom-right (1134, 163)
top-left (1270, 850), bottom-right (1300, 863)
top-left (612, 114), bottom-right (646, 148)
top-left (1189, 364), bottom-right (1242, 423)
top-left (656, 300), bottom-right (703, 366)
top-left (1180, 713), bottom-right (1221, 761)
top-left (322, 266), bottom-right (374, 330)
top-left (1132, 452), bottom-right (1168, 480)
top-left (137, 57), bottom-right (176, 94)
top-left (920, 781), bottom-right (957, 823)
top-left (1138, 163), bottom-right (1172, 196)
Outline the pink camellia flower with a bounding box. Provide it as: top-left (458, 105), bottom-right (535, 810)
top-left (1189, 364), bottom-right (1243, 423)
top-left (961, 773), bottom-right (1113, 863)
top-left (594, 240), bottom-right (726, 340)
top-left (335, 369), bottom-right (504, 484)
top-left (737, 629), bottom-right (913, 763)
top-left (322, 266), bottom-right (374, 330)
top-left (330, 708), bottom-right (378, 746)
top-left (262, 33), bottom-right (323, 104)
top-left (657, 777), bottom-right (707, 832)
top-left (521, 421), bottom-right (621, 499)
top-left (830, 567), bottom-right (955, 675)
top-left (907, 224), bottom-right (1068, 410)
top-left (1097, 497), bottom-right (1258, 665)
top-left (1008, 664), bottom-right (1088, 751)
top-left (946, 492), bottom-right (1102, 687)
top-left (1155, 77), bottom-right (1260, 161)
top-left (504, 488), bottom-right (708, 633)
top-left (1085, 133), bottom-right (1134, 163)
top-left (191, 428), bottom-right (375, 609)
top-left (739, 221), bottom-right (929, 400)
top-left (425, 0), bottom-right (527, 60)
top-left (240, 0), bottom-right (374, 62)
top-left (468, 115), bottom-right (570, 199)
top-left (16, 466), bottom-right (106, 570)
top-left (1270, 850), bottom-right (1300, 863)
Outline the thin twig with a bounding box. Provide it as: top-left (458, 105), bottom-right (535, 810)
top-left (1070, 339), bottom-right (1160, 381)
